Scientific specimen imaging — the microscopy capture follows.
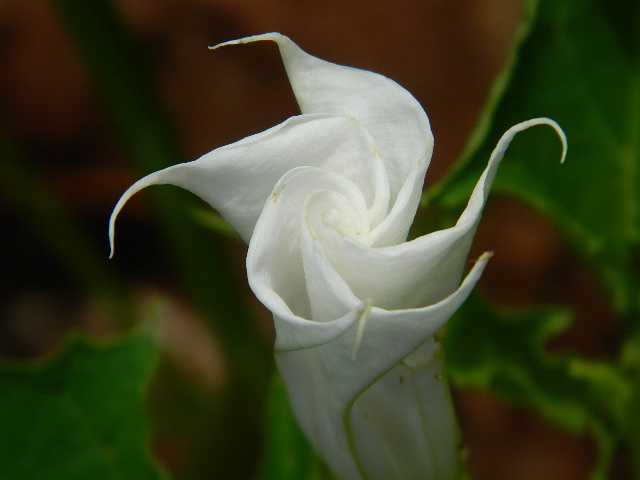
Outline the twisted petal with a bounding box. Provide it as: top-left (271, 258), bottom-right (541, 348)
top-left (214, 33), bottom-right (433, 245)
top-left (110, 114), bottom-right (387, 250)
top-left (312, 118), bottom-right (567, 311)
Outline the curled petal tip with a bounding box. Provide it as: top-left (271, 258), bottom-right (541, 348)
top-left (521, 117), bottom-right (567, 164)
top-left (209, 32), bottom-right (288, 50)
top-left (538, 117), bottom-right (568, 164)
top-left (107, 171), bottom-right (162, 261)
top-left (108, 212), bottom-right (117, 259)
top-left (557, 128), bottom-right (568, 164)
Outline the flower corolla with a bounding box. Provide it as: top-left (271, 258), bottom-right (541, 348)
top-left (109, 33), bottom-right (566, 480)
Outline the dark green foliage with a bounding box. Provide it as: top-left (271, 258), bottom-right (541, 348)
top-left (0, 331), bottom-right (163, 480)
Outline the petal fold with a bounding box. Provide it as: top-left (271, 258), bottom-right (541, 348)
top-left (275, 253), bottom-right (490, 480)
top-left (349, 350), bottom-right (459, 480)
top-left (213, 33), bottom-right (434, 244)
top-left (110, 114), bottom-right (387, 252)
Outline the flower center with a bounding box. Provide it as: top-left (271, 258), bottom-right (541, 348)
top-left (305, 189), bottom-right (372, 247)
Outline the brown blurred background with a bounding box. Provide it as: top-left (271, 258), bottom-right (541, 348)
top-left (0, 1), bottom-right (620, 479)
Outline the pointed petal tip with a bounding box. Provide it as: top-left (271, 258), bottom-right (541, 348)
top-left (108, 234), bottom-right (115, 259)
top-left (556, 125), bottom-right (568, 164)
top-left (514, 117), bottom-right (567, 164)
top-left (108, 205), bottom-right (119, 260)
top-left (208, 32), bottom-right (289, 51)
top-left (536, 117), bottom-right (568, 164)
top-left (107, 171), bottom-right (166, 261)
top-left (477, 251), bottom-right (494, 263)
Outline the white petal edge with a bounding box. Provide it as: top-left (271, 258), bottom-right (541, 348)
top-left (212, 32), bottom-right (433, 246)
top-left (109, 114), bottom-right (386, 256)
top-left (274, 252), bottom-right (491, 480)
top-left (296, 117), bottom-right (568, 311)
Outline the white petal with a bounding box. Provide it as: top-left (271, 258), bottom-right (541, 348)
top-left (310, 224), bottom-right (473, 312)
top-left (109, 114), bottom-right (387, 253)
top-left (457, 117), bottom-right (567, 229)
top-left (247, 166), bottom-right (367, 349)
top-left (214, 33), bottom-right (433, 244)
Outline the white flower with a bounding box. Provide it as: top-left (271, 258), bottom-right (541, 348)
top-left (109, 33), bottom-right (566, 480)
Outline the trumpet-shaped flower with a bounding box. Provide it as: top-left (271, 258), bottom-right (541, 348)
top-left (109, 33), bottom-right (566, 480)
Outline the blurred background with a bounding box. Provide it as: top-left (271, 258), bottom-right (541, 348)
top-left (0, 1), bottom-right (619, 479)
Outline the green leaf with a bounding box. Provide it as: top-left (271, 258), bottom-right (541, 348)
top-left (425, 0), bottom-right (640, 317)
top-left (630, 376), bottom-right (640, 477)
top-left (620, 331), bottom-right (640, 477)
top-left (0, 330), bottom-right (164, 480)
top-left (445, 294), bottom-right (630, 479)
